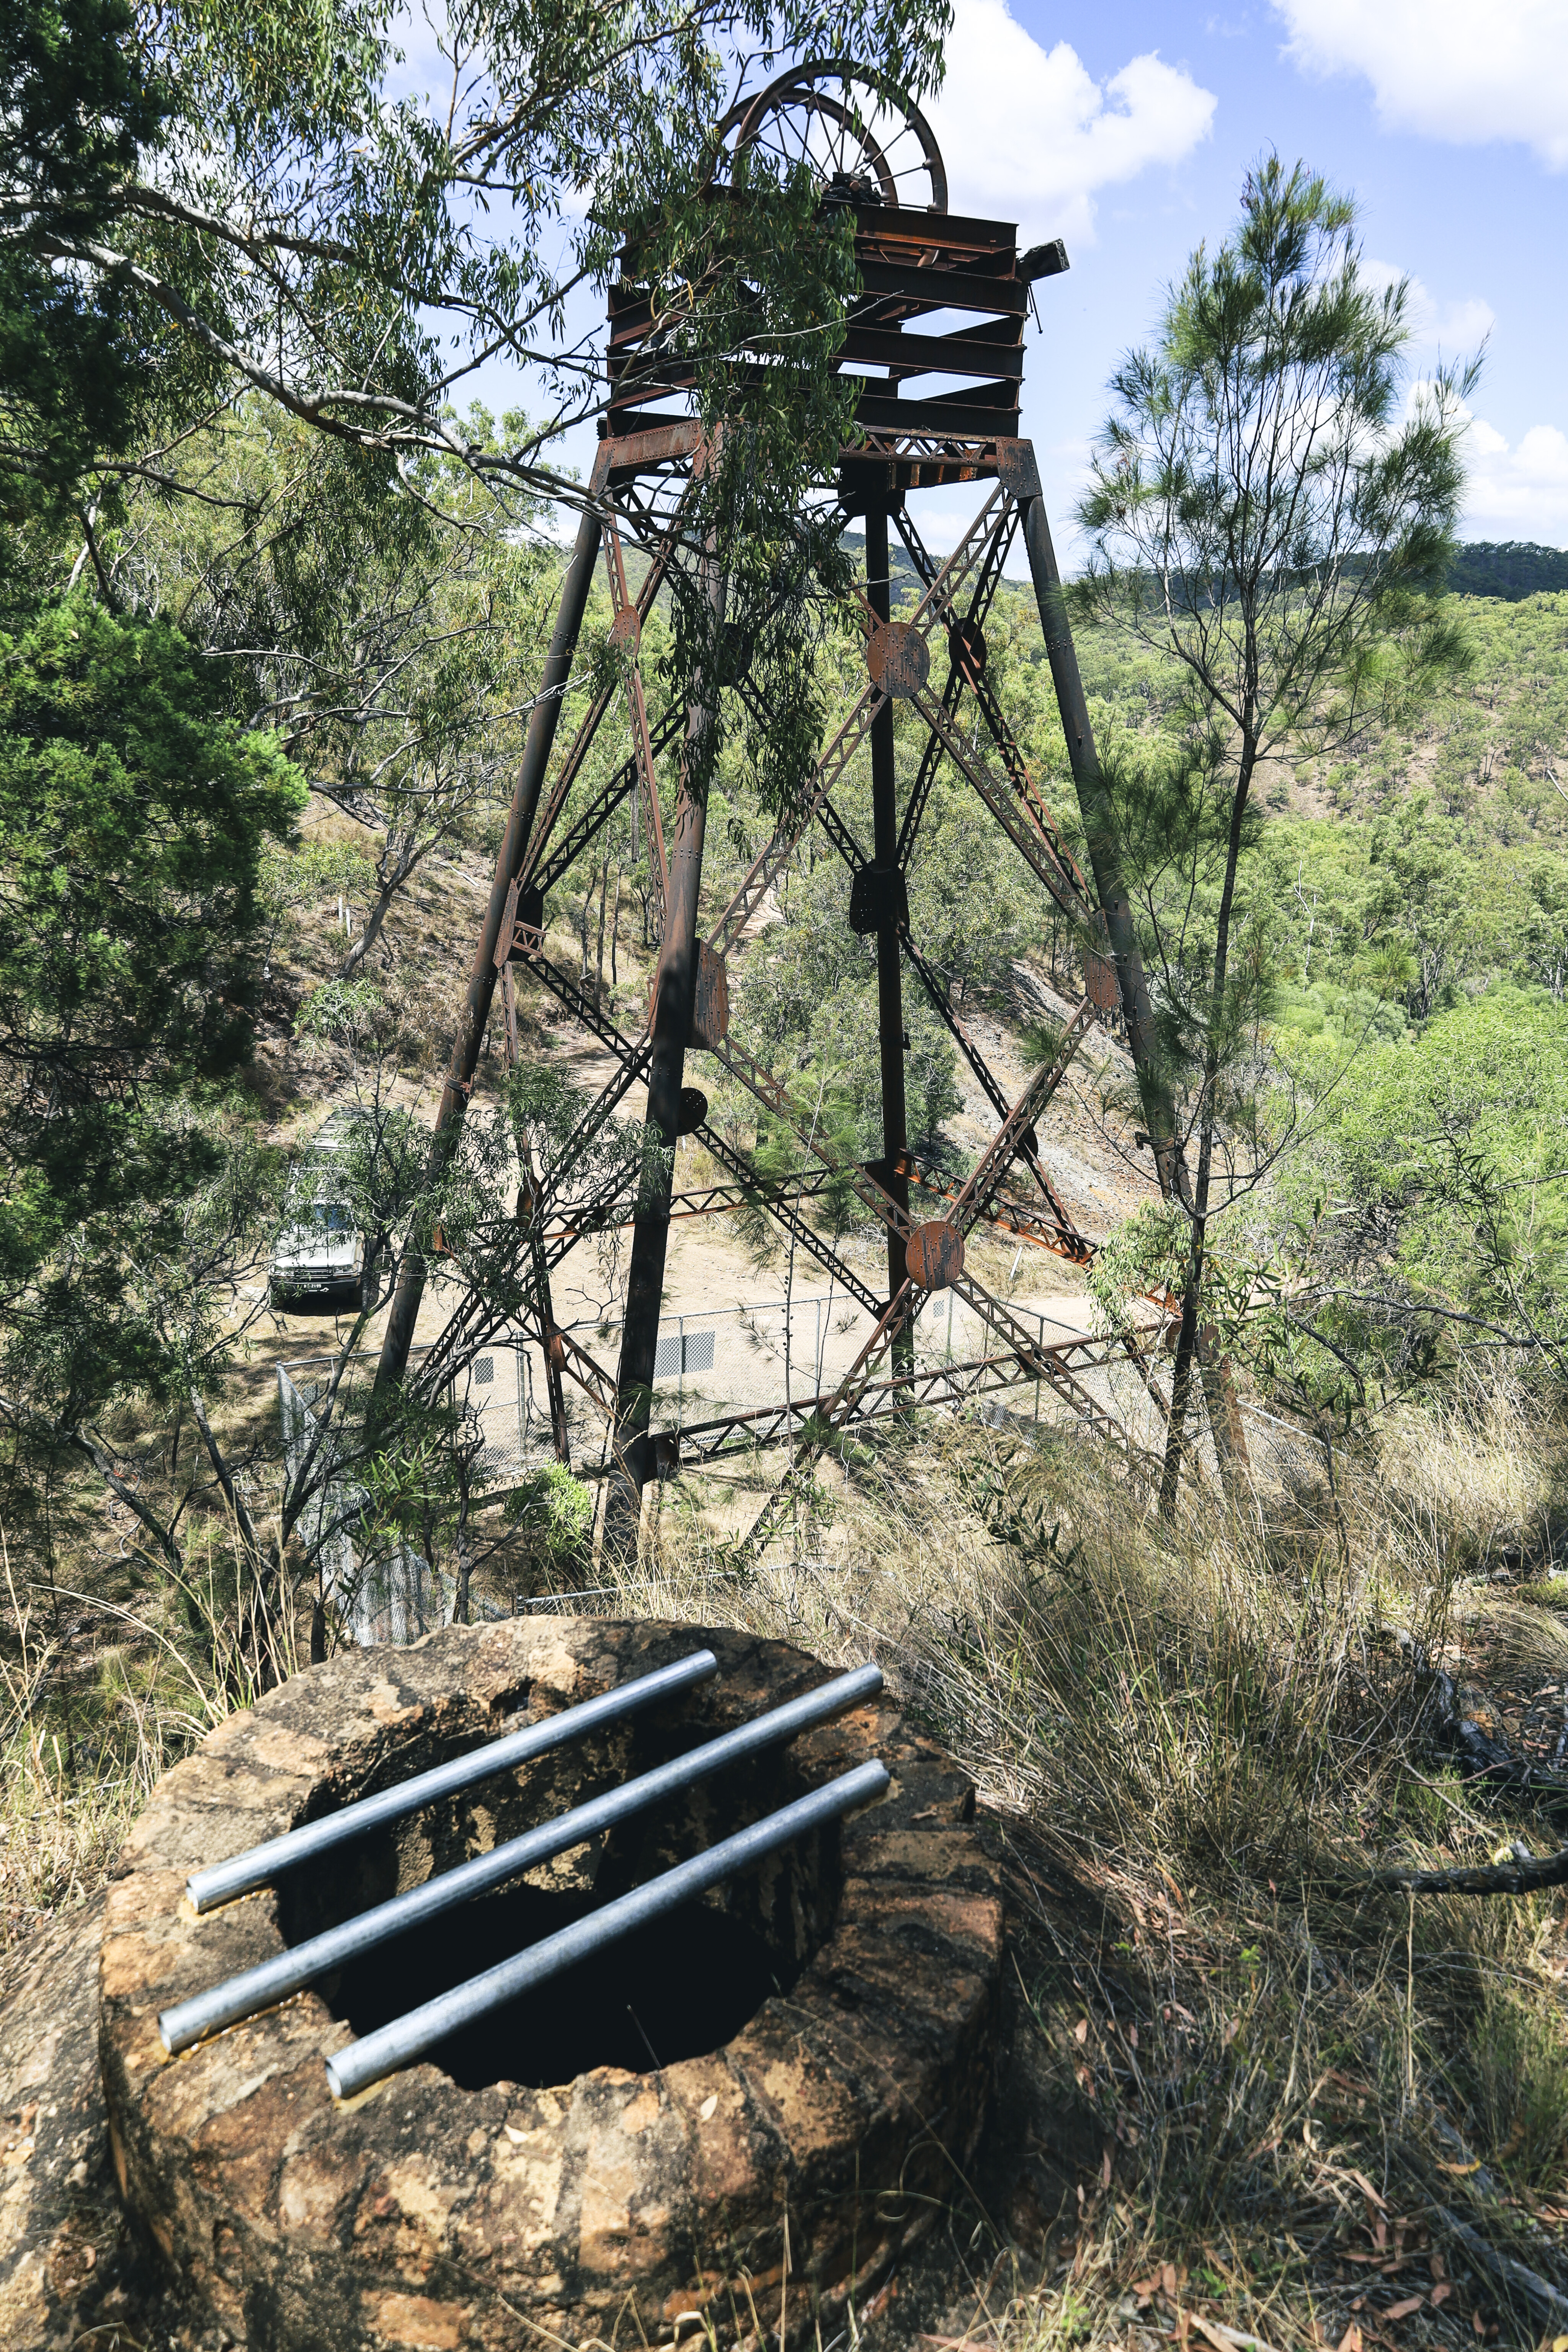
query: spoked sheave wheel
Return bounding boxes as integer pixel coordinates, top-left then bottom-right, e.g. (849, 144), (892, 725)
(710, 59), (947, 212)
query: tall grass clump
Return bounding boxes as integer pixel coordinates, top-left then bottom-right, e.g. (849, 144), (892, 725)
(601, 1392), (1568, 2348)
(3, 1385), (1566, 2347)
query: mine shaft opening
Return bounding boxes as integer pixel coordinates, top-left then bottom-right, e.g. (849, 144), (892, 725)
(323, 1884), (789, 2090)
(274, 1697), (842, 2092)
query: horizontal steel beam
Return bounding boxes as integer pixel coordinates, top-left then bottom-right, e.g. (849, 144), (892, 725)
(851, 385), (1020, 439)
(837, 325), (1024, 379)
(542, 1163), (840, 1243)
(853, 258), (1026, 314)
(843, 199), (1019, 250)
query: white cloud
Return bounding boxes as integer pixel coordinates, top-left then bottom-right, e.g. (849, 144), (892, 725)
(1362, 260), (1494, 356)
(1462, 415), (1568, 543)
(926, 0), (1217, 244)
(1274, 0), (1568, 170)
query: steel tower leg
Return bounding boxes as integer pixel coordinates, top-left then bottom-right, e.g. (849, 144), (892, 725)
(502, 962), (574, 1466)
(1013, 448), (1183, 1207)
(375, 498), (606, 1393)
(865, 505), (912, 1374)
(1015, 449), (1244, 1475)
(604, 555), (726, 1544)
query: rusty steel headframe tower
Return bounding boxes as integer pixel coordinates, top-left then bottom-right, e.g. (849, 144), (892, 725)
(377, 61), (1166, 1523)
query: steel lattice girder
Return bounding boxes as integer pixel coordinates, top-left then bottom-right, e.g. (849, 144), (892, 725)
(378, 94), (1194, 1533)
(472, 462), (1139, 1490)
(667, 1331), (1145, 1467)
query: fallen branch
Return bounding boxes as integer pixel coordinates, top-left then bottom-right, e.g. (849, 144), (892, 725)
(1182, 2312), (1284, 2352)
(1350, 1842), (1568, 1898)
(1394, 1630), (1568, 1807)
(1439, 2208), (1568, 2329)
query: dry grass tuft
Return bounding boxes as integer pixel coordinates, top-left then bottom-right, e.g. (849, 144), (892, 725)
(591, 1393), (1568, 2350)
(5, 1389), (1568, 2348)
(0, 1530), (268, 1948)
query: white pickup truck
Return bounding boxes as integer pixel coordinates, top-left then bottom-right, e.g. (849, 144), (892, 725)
(270, 1110), (373, 1308)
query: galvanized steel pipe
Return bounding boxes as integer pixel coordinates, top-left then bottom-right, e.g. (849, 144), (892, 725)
(162, 1663), (883, 2056)
(185, 1649), (719, 1915)
(325, 1756), (889, 2098)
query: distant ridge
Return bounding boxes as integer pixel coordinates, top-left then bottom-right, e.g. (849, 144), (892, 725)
(1447, 542), (1568, 600)
(836, 530), (1567, 606)
(837, 528), (923, 607)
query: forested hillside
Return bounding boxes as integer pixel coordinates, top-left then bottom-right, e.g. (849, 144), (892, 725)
(1449, 542), (1568, 600)
(980, 577), (1568, 1400)
(5, 8), (1568, 2336)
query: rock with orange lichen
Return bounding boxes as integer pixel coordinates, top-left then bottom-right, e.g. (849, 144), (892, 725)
(4, 1618), (1003, 2350)
(0, 1898), (160, 2349)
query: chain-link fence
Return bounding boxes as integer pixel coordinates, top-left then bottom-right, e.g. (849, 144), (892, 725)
(278, 1344), (531, 1645)
(276, 1291), (1327, 1648)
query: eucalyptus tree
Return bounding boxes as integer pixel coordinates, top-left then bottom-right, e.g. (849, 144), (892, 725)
(0, 0), (169, 549)
(101, 401), (554, 970)
(0, 1018), (635, 1678)
(10, 0), (951, 736)
(1076, 156), (1475, 1509)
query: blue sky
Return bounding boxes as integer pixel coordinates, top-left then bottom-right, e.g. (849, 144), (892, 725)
(431, 0), (1568, 564)
(912, 0), (1568, 559)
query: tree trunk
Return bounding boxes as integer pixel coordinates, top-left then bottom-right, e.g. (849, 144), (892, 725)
(1160, 1274), (1200, 1515)
(338, 834), (425, 978)
(453, 1522), (471, 1624)
(1160, 732), (1258, 1512)
(1019, 478), (1188, 1208)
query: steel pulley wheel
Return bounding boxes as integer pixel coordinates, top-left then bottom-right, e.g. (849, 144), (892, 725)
(710, 59), (948, 213)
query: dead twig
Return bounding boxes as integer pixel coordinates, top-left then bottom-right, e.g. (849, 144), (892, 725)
(1438, 2207), (1568, 2329)
(1395, 1629), (1568, 1806)
(1346, 1842), (1568, 1898)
